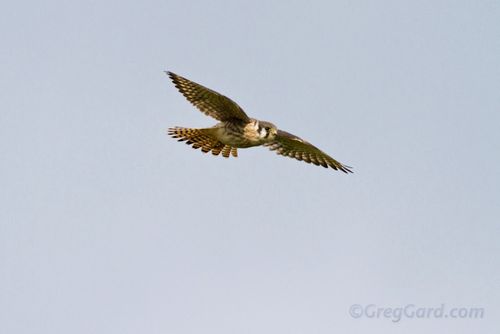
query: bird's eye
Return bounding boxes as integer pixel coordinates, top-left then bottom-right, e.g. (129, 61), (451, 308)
(265, 127), (270, 131)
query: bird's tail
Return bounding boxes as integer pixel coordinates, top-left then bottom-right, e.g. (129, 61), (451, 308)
(168, 127), (238, 158)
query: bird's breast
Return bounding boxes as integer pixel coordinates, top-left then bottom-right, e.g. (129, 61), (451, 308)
(213, 121), (265, 148)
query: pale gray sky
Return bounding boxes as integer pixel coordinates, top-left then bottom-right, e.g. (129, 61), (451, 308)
(1, 0), (499, 333)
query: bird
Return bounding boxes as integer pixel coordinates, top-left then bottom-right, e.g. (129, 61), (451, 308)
(165, 71), (352, 173)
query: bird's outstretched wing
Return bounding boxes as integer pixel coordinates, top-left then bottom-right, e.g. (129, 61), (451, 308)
(166, 71), (250, 122)
(265, 130), (353, 173)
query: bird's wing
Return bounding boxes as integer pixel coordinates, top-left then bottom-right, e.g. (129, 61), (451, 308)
(265, 130), (353, 173)
(167, 71), (250, 122)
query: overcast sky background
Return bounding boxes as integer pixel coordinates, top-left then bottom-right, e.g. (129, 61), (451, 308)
(1, 0), (499, 333)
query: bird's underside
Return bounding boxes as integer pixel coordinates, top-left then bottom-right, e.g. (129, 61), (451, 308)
(166, 71), (353, 173)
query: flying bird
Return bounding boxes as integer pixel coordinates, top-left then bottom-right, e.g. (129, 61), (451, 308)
(166, 71), (352, 173)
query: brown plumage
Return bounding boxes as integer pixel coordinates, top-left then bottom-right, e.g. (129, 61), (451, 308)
(166, 71), (352, 173)
(265, 130), (352, 173)
(168, 127), (238, 158)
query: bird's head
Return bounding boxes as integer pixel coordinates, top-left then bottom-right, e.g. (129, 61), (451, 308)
(258, 121), (278, 141)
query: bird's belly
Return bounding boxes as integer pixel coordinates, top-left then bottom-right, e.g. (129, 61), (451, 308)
(214, 127), (260, 148)
(219, 133), (259, 148)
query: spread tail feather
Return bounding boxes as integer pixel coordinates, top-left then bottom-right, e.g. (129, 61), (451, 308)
(168, 127), (238, 158)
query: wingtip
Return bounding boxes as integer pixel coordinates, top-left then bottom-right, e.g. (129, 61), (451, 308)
(165, 71), (176, 80)
(341, 165), (354, 174)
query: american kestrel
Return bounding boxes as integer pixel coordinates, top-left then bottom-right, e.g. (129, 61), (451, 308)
(166, 71), (353, 173)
